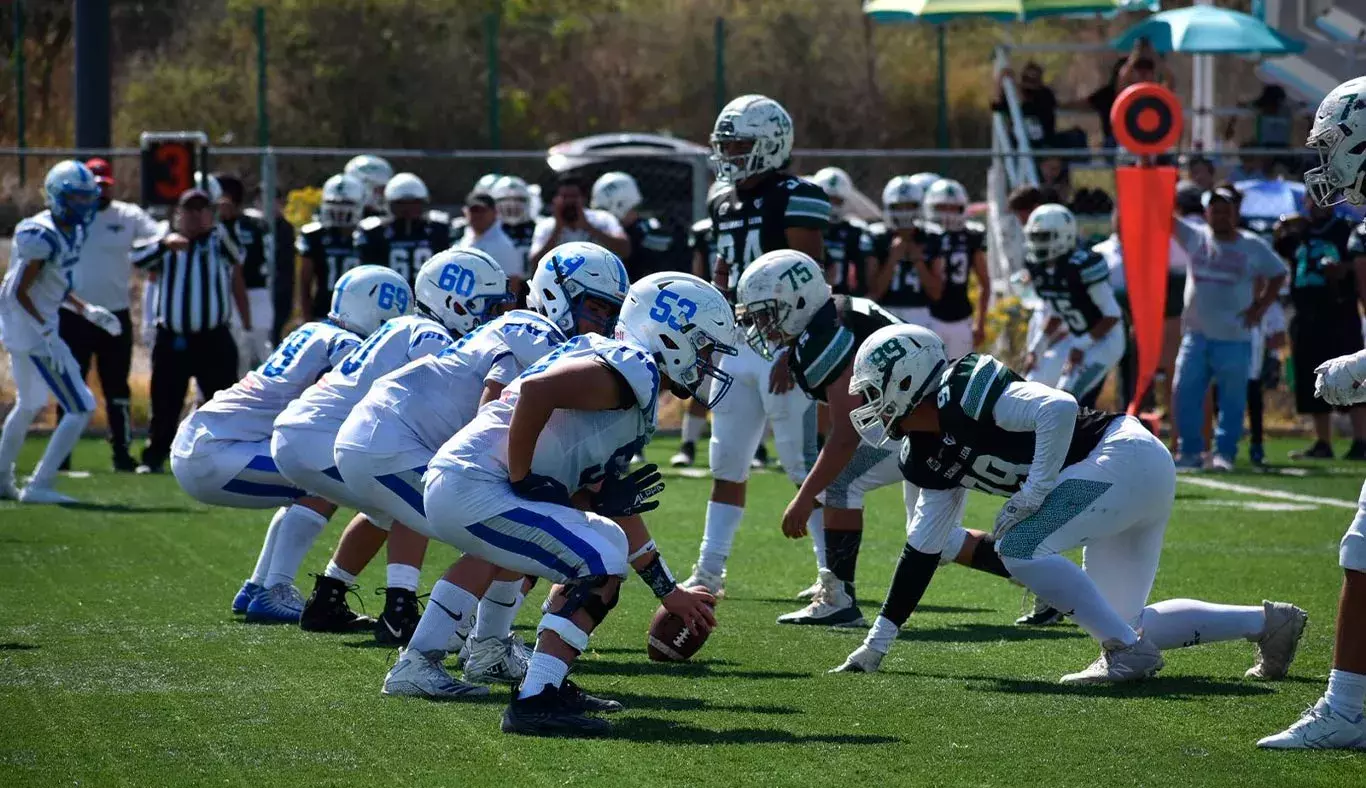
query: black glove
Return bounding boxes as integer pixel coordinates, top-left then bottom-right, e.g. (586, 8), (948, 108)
(511, 473), (573, 507)
(591, 463), (665, 518)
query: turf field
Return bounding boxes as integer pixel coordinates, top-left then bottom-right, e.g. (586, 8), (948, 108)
(2, 436), (1365, 787)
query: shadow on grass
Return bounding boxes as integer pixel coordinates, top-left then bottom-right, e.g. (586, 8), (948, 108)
(608, 717), (900, 745)
(897, 623), (1089, 643)
(0, 643), (38, 651)
(734, 598), (991, 614)
(911, 670), (1277, 699)
(57, 502), (195, 514)
(572, 658), (807, 681)
(586, 689), (800, 715)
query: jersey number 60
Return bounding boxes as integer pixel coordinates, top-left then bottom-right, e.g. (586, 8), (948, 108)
(437, 263), (476, 296)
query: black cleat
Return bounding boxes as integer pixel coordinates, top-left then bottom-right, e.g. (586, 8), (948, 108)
(669, 441), (696, 468)
(560, 679), (624, 714)
(374, 587), (421, 646)
(501, 685), (611, 737)
(751, 443), (769, 469)
(112, 452), (138, 473)
(1288, 441), (1334, 460)
(1345, 440), (1366, 462)
(299, 575), (375, 633)
(1015, 605), (1067, 626)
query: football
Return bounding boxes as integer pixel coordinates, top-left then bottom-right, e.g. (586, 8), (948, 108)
(646, 603), (713, 662)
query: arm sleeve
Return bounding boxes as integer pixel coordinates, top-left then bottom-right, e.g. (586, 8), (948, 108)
(485, 351), (523, 387)
(990, 381), (1079, 506)
(130, 205), (161, 241)
(784, 185), (832, 231)
(1086, 280), (1122, 320)
(408, 329), (453, 360)
(905, 487), (970, 555)
(1251, 237), (1289, 278)
(129, 238), (166, 271)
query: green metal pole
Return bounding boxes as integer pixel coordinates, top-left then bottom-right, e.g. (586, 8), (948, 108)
(714, 17), (726, 114)
(14, 0), (26, 188)
(936, 25), (948, 149)
(486, 12), (501, 150)
(255, 6), (268, 148)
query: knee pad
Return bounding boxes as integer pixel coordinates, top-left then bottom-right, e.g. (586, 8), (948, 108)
(1342, 516), (1366, 572)
(537, 613), (591, 652)
(969, 536), (1012, 579)
(548, 575), (620, 626)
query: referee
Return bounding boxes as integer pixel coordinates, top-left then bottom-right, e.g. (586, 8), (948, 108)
(130, 187), (250, 474)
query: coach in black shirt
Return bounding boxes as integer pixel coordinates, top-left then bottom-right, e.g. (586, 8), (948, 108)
(130, 187), (250, 473)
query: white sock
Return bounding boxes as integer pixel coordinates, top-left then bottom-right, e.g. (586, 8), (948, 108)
(517, 650), (569, 700)
(1138, 599), (1266, 650)
(323, 560), (357, 586)
(808, 508), (828, 571)
(1002, 554), (1137, 646)
(698, 501), (744, 576)
(1325, 669), (1366, 718)
(408, 579), (478, 654)
(386, 563), (420, 592)
(474, 578), (523, 640)
(264, 504), (330, 588)
(30, 411), (90, 486)
(249, 507), (289, 585)
(0, 405), (38, 479)
(682, 412), (705, 444)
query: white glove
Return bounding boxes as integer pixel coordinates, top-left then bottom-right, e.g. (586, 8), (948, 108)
(1315, 358), (1366, 407)
(82, 304), (123, 337)
(36, 325), (62, 359)
(829, 644), (884, 674)
(992, 492), (1042, 540)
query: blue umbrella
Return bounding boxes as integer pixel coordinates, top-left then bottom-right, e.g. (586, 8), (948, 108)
(1111, 5), (1306, 55)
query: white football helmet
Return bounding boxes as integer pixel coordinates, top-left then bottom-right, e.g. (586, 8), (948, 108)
(1024, 203), (1078, 264)
(384, 172), (430, 205)
(414, 248), (513, 335)
(474, 173), (499, 193)
(923, 179), (969, 231)
(344, 154), (394, 212)
(710, 94), (795, 184)
(42, 160), (100, 227)
(881, 175), (924, 230)
(735, 250), (831, 360)
(528, 241), (630, 337)
(812, 167), (855, 214)
(491, 175), (531, 224)
(909, 172), (943, 193)
(617, 272), (739, 409)
(319, 174), (365, 228)
(194, 171), (223, 203)
(848, 324), (948, 448)
(591, 171), (643, 221)
(328, 264), (413, 337)
(1306, 77), (1366, 207)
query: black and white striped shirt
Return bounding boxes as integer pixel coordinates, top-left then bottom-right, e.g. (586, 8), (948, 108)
(131, 227), (243, 334)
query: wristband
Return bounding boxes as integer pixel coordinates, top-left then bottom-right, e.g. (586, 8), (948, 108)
(635, 553), (676, 599)
(627, 539), (657, 563)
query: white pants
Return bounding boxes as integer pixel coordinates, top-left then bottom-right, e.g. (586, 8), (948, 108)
(1344, 479), (1366, 572)
(231, 288), (275, 377)
(171, 422), (304, 509)
(885, 306), (932, 327)
(996, 416), (1174, 623)
(7, 343), (95, 417)
(271, 426), (389, 527)
(708, 343), (817, 485)
(930, 316), (974, 359)
(333, 444), (433, 532)
(423, 467), (629, 582)
(1027, 328), (1125, 400)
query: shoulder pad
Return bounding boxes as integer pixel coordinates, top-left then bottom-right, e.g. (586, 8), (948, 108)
(301, 221), (323, 235)
(847, 217), (869, 231)
(787, 177), (828, 197)
(426, 209), (450, 224)
(707, 185), (737, 210)
(965, 219), (987, 234)
(867, 221), (889, 235)
(691, 218), (712, 233)
(12, 221), (58, 261)
(359, 215), (387, 232)
(921, 220), (946, 235)
(953, 354), (1012, 421)
(244, 208), (265, 221)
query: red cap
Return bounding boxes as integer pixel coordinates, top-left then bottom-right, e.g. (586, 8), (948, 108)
(85, 157), (114, 185)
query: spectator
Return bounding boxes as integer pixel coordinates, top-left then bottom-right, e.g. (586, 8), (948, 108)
(1185, 156), (1217, 193)
(1037, 156), (1073, 205)
(214, 173), (273, 375)
(454, 190), (525, 293)
(1225, 85), (1295, 151)
(528, 173), (630, 265)
(1063, 38), (1171, 150)
(58, 157), (160, 472)
(993, 62), (1057, 150)
(1170, 184), (1287, 471)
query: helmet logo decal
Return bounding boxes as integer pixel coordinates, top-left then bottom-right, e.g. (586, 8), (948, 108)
(648, 289), (698, 331)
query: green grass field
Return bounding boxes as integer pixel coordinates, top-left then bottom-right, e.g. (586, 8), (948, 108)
(3, 436), (1366, 787)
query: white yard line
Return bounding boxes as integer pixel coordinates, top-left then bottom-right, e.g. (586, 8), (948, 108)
(1177, 475), (1358, 510)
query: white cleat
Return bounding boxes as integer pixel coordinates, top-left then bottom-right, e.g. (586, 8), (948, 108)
(829, 644), (884, 674)
(1245, 601), (1308, 680)
(463, 635), (529, 685)
(382, 647), (490, 699)
(1060, 636), (1164, 685)
(681, 565), (726, 598)
(1258, 699), (1366, 750)
(796, 576), (822, 601)
(777, 568), (866, 627)
(17, 484), (78, 505)
(0, 472), (20, 501)
(1208, 454), (1234, 473)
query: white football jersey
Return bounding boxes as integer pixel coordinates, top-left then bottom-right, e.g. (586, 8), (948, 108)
(0, 211), (87, 352)
(274, 314), (452, 436)
(340, 309), (566, 454)
(194, 320), (361, 442)
(428, 333), (660, 495)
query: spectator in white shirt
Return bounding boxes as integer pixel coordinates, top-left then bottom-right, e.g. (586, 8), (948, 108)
(456, 190), (525, 295)
(529, 173), (630, 265)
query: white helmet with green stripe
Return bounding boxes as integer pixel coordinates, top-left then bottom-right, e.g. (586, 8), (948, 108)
(735, 249), (830, 360)
(849, 324), (947, 448)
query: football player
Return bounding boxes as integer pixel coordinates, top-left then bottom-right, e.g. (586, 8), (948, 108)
(169, 266), (411, 621)
(921, 179), (989, 357)
(275, 250), (511, 641)
(681, 94), (830, 596)
(1021, 204), (1123, 407)
(343, 154), (394, 216)
(1259, 76), (1366, 750)
(864, 175), (935, 326)
(592, 171), (679, 283)
(370, 242), (627, 693)
(417, 272), (731, 736)
(0, 161), (117, 504)
(832, 325), (1307, 684)
(297, 174), (365, 322)
(490, 175), (537, 270)
(355, 173), (452, 288)
(810, 167), (868, 295)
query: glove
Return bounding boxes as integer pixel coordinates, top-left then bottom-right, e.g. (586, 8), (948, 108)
(829, 644), (885, 674)
(992, 492), (1042, 540)
(591, 463), (665, 518)
(1315, 358), (1365, 406)
(510, 473), (573, 507)
(83, 304), (123, 337)
(36, 325), (62, 359)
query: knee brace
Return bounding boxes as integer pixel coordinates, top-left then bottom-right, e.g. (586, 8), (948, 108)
(546, 574), (620, 626)
(970, 536), (1012, 579)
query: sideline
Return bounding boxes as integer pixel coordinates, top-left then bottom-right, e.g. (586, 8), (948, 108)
(1177, 475), (1358, 511)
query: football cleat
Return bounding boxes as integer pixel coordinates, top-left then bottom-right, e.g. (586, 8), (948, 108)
(17, 484), (77, 504)
(681, 565), (726, 598)
(501, 685), (611, 737)
(751, 443), (769, 469)
(1289, 441), (1334, 460)
(244, 583), (306, 624)
(231, 580), (264, 615)
(1016, 595), (1066, 627)
(1345, 440), (1366, 461)
(1245, 601), (1308, 681)
(796, 576), (822, 600)
(1208, 454), (1235, 473)
(560, 679), (624, 713)
(1257, 699), (1366, 750)
(382, 647), (490, 699)
(670, 441), (696, 468)
(0, 470), (20, 500)
(829, 644), (885, 674)
(463, 635), (530, 685)
(777, 568), (866, 627)
(299, 575), (375, 633)
(374, 587), (422, 646)
(1060, 636), (1163, 685)
(112, 452), (138, 473)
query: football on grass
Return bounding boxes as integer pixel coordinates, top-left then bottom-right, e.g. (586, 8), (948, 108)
(646, 603), (713, 661)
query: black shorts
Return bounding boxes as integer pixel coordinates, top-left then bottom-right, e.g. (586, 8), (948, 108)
(1292, 315), (1365, 414)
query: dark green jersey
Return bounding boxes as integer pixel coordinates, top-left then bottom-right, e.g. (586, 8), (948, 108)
(354, 215), (452, 287)
(899, 354), (1120, 496)
(866, 222), (936, 309)
(789, 295), (901, 402)
(689, 218), (714, 280)
(296, 221), (360, 318)
(925, 221), (985, 322)
(709, 173), (830, 300)
(824, 218), (867, 296)
(1024, 249), (1113, 335)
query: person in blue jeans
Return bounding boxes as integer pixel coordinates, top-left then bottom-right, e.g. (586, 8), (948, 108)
(1171, 185), (1286, 470)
